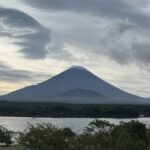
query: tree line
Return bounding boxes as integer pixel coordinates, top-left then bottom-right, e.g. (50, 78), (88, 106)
(1, 120), (150, 150)
(0, 101), (150, 117)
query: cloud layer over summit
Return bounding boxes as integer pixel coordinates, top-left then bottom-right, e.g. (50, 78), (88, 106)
(0, 0), (150, 97)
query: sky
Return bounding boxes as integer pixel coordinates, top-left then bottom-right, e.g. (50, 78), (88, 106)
(0, 0), (150, 98)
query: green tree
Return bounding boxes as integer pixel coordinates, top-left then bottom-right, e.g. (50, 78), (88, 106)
(111, 121), (148, 150)
(0, 125), (13, 146)
(18, 120), (150, 150)
(79, 120), (114, 150)
(85, 119), (114, 134)
(19, 123), (76, 150)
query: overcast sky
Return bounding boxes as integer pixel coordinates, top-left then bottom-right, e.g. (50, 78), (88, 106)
(0, 0), (150, 97)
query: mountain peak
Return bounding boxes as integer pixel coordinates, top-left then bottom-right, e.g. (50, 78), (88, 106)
(69, 66), (88, 71)
(1, 65), (147, 104)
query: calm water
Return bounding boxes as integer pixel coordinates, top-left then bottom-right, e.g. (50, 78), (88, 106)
(0, 117), (150, 133)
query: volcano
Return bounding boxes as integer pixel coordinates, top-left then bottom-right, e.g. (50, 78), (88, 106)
(0, 66), (149, 104)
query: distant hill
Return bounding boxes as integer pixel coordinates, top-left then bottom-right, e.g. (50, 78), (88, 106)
(59, 88), (106, 98)
(0, 66), (149, 104)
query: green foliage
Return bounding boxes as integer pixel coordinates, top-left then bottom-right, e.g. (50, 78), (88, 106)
(0, 125), (13, 146)
(85, 119), (114, 134)
(19, 123), (75, 150)
(0, 118), (150, 150)
(0, 101), (150, 118)
(111, 121), (148, 150)
(18, 120), (150, 150)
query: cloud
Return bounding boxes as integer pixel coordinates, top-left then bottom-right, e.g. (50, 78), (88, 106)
(21, 0), (150, 67)
(97, 20), (150, 67)
(0, 7), (51, 59)
(22, 0), (150, 29)
(0, 61), (31, 82)
(0, 61), (50, 82)
(46, 32), (75, 60)
(132, 41), (150, 65)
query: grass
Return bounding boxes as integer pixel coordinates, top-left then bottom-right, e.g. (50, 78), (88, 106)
(0, 145), (22, 150)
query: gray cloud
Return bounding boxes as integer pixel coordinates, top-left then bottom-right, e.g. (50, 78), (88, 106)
(0, 7), (51, 59)
(97, 20), (150, 67)
(132, 41), (150, 65)
(0, 62), (32, 82)
(21, 0), (150, 67)
(22, 0), (150, 29)
(47, 32), (75, 61)
(0, 61), (50, 82)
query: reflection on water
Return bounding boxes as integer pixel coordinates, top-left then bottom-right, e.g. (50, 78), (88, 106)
(0, 117), (149, 133)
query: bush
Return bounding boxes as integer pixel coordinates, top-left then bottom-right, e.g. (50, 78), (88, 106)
(18, 120), (150, 150)
(19, 123), (75, 150)
(111, 121), (148, 150)
(0, 125), (13, 146)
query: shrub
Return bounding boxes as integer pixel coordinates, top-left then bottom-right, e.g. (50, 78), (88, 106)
(19, 123), (76, 150)
(18, 120), (150, 150)
(0, 125), (13, 146)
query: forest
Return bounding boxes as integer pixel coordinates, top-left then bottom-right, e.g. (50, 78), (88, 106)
(0, 101), (149, 118)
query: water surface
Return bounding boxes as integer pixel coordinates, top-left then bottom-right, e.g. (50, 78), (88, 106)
(0, 117), (149, 133)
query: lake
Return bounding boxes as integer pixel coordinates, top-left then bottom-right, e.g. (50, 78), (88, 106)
(0, 117), (150, 133)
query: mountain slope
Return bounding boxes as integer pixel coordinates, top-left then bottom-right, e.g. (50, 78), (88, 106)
(59, 88), (106, 98)
(0, 66), (149, 104)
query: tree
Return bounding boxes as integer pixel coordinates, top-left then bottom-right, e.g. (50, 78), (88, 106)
(111, 121), (148, 150)
(79, 120), (114, 150)
(19, 123), (76, 150)
(0, 125), (13, 146)
(18, 120), (150, 150)
(85, 119), (114, 134)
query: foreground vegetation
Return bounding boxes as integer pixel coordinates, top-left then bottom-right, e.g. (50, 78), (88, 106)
(0, 101), (150, 118)
(1, 120), (150, 150)
(0, 126), (13, 146)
